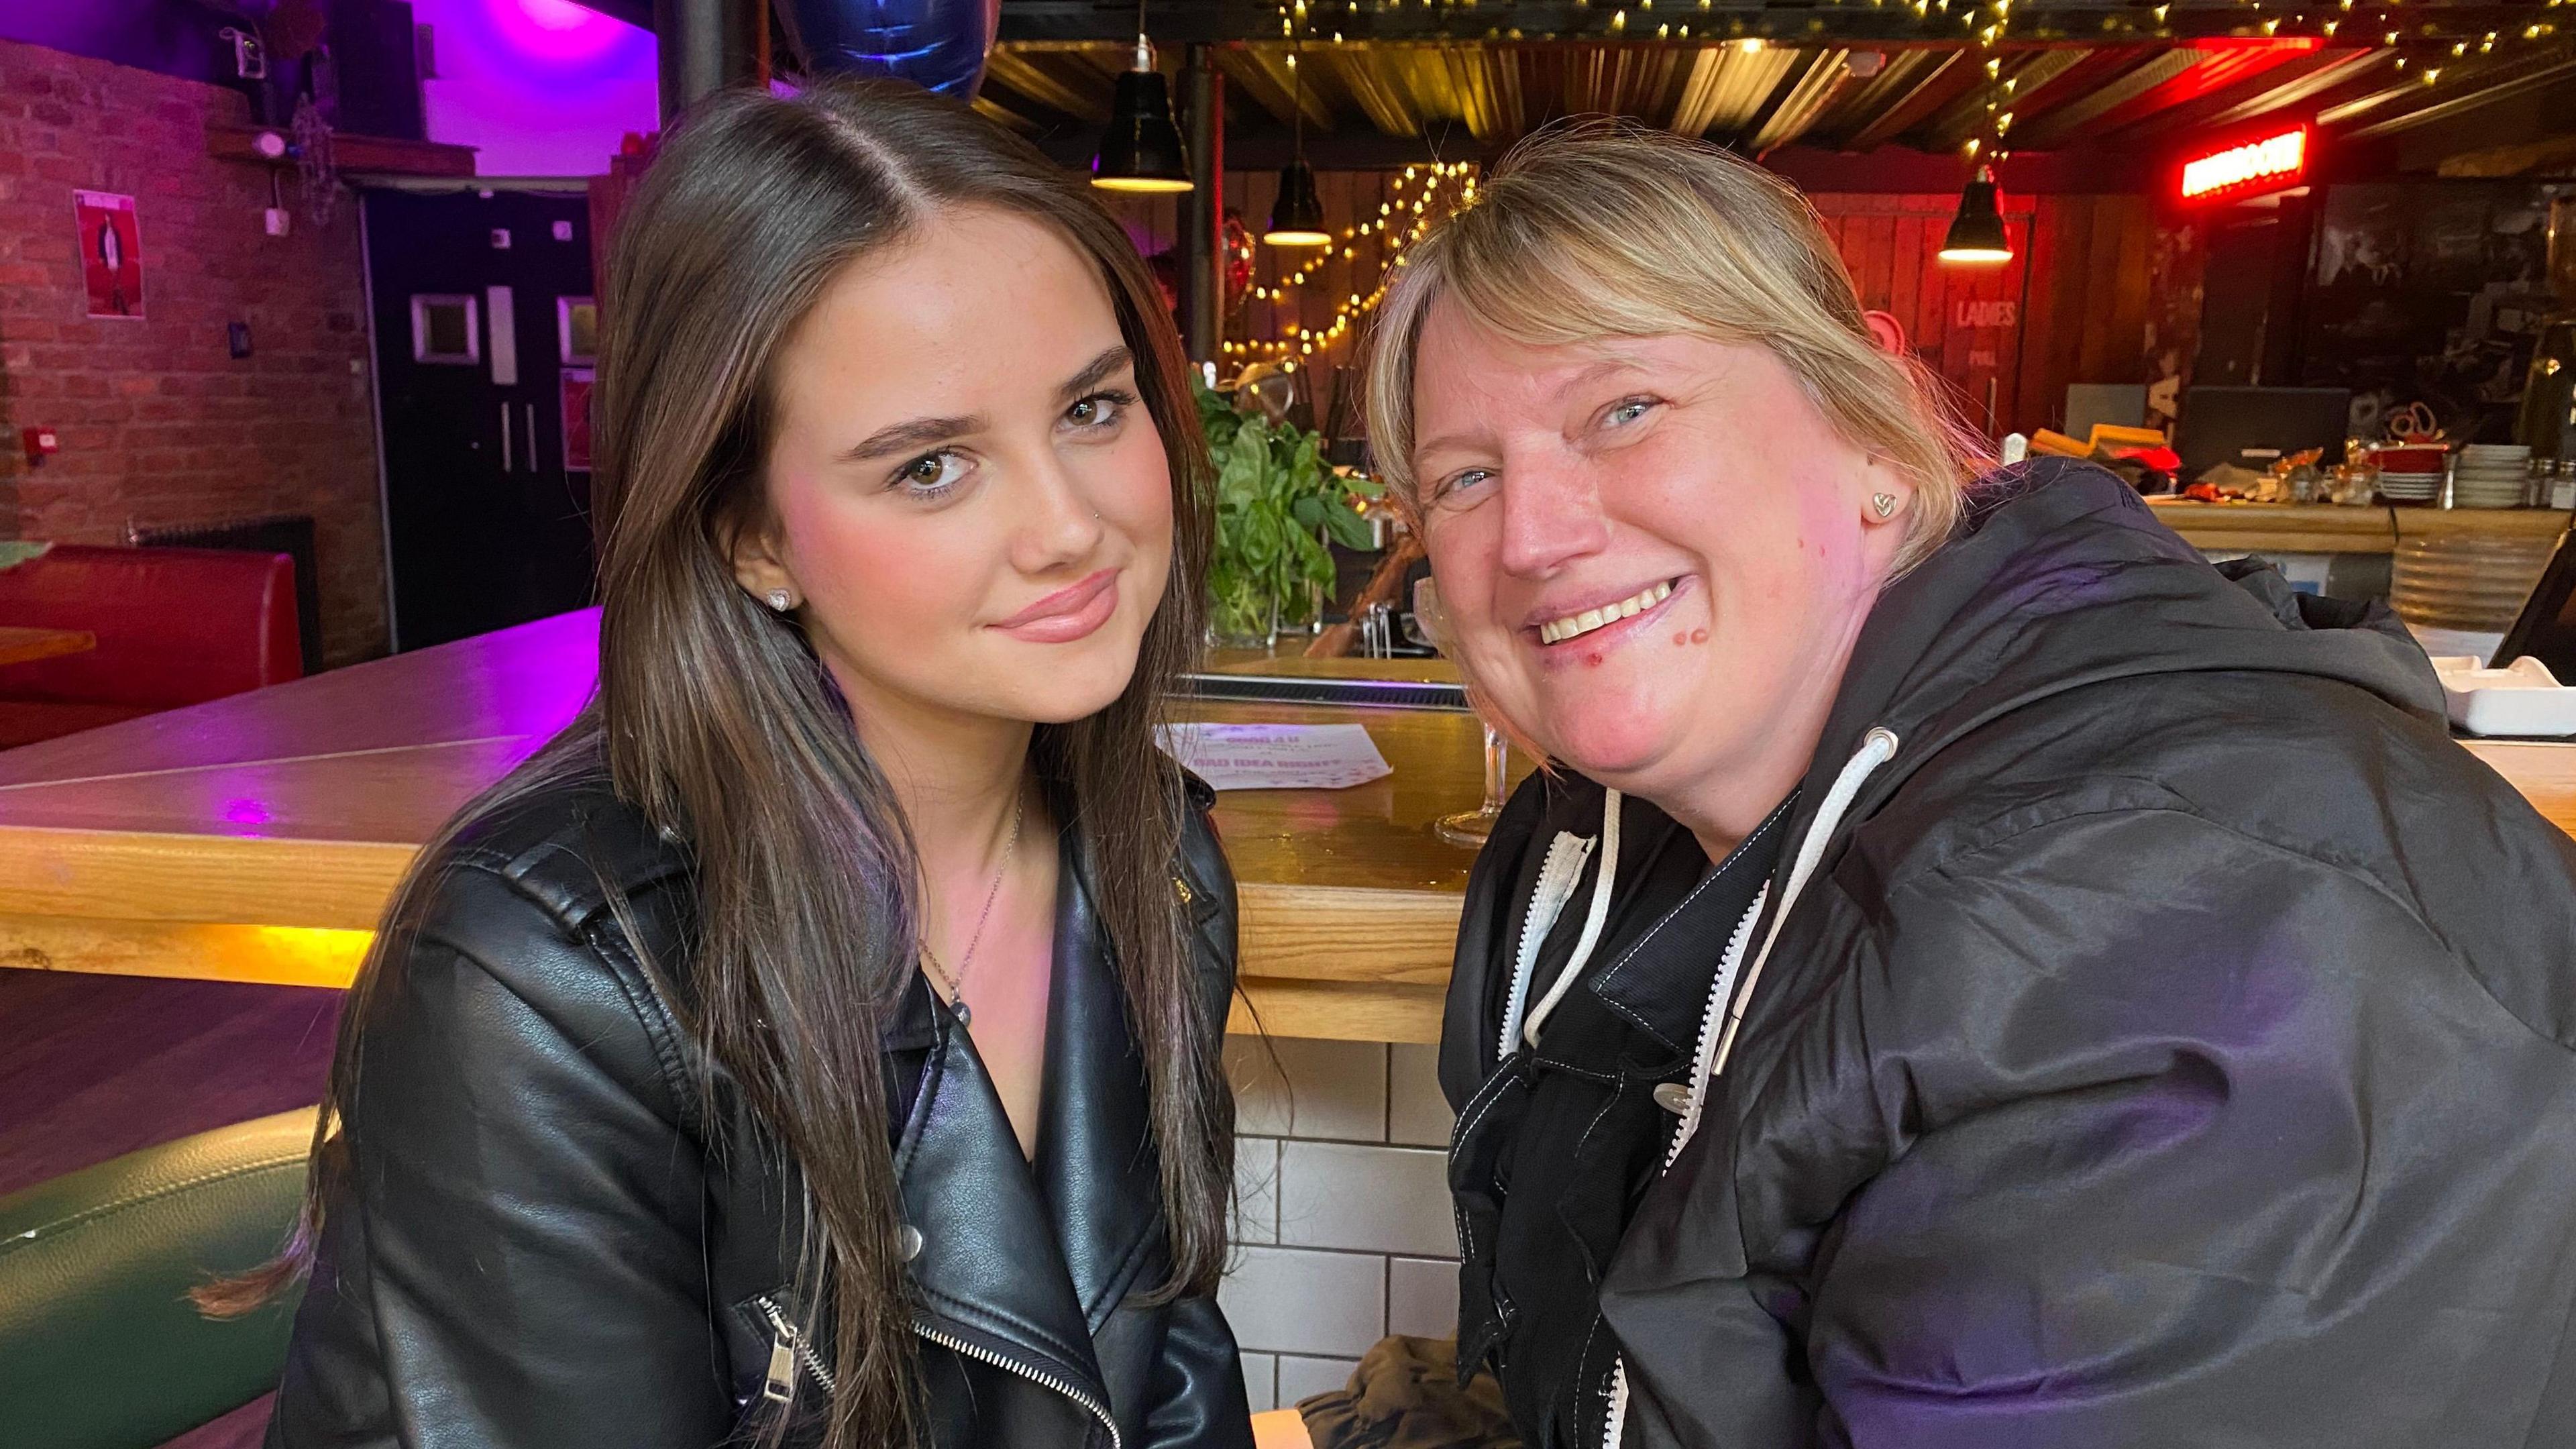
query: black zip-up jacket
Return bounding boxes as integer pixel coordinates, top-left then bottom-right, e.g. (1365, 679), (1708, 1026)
(1447, 461), (2576, 1447)
(267, 757), (1254, 1449)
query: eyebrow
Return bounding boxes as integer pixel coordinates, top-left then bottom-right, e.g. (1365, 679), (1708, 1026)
(839, 413), (983, 464)
(1409, 356), (1648, 464)
(1057, 344), (1134, 402)
(835, 345), (1135, 465)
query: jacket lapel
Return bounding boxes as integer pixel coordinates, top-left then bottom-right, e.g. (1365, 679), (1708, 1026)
(1037, 828), (1167, 1328)
(892, 833), (1112, 1406)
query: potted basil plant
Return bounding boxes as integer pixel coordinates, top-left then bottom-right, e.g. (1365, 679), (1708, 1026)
(1197, 384), (1381, 648)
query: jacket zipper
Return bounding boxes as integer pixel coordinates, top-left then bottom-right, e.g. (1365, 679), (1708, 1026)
(753, 1298), (1120, 1448)
(1598, 727), (1900, 1449)
(916, 1322), (1124, 1449)
(754, 1294), (839, 1402)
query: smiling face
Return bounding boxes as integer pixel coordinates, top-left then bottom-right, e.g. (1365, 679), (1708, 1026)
(733, 204), (1175, 740)
(1409, 300), (1913, 839)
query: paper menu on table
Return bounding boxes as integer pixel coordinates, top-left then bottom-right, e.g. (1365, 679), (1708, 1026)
(1156, 722), (1393, 791)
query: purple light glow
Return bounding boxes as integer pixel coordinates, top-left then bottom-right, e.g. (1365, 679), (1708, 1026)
(410, 0), (658, 176)
(515, 0), (600, 30)
(485, 0), (631, 60)
(223, 797), (272, 826)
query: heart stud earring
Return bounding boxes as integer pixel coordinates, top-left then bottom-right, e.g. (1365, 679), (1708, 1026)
(767, 589), (792, 611)
(1871, 493), (1899, 519)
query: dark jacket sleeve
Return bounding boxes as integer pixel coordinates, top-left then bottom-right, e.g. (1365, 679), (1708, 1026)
(1142, 1293), (1256, 1448)
(270, 864), (730, 1449)
(1608, 805), (2576, 1448)
(1148, 783), (1258, 1449)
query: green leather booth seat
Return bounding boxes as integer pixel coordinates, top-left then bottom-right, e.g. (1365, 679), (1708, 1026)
(0, 1108), (316, 1448)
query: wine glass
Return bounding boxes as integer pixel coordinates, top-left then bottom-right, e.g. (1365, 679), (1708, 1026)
(1413, 577), (1509, 849)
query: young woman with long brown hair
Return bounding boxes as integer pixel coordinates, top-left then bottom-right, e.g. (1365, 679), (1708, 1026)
(221, 79), (1252, 1448)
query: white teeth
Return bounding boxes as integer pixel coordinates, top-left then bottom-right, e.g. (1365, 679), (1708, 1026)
(1538, 580), (1674, 645)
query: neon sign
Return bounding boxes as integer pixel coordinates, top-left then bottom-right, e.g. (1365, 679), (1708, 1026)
(2178, 127), (2308, 203)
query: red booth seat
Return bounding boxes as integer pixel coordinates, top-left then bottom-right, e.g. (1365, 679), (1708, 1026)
(0, 544), (303, 750)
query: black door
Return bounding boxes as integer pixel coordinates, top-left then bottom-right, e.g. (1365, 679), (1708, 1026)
(364, 189), (597, 651)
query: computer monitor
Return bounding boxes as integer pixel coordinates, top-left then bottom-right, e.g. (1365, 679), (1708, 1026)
(2491, 527), (2576, 676)
(2174, 386), (2353, 476)
(2064, 383), (2148, 444)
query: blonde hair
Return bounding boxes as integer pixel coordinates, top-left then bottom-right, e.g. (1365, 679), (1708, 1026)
(1365, 120), (1990, 574)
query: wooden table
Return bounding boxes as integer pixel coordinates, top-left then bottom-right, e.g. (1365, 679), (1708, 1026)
(0, 627), (96, 667)
(0, 608), (2567, 1044)
(2150, 500), (2573, 557)
(0, 611), (1509, 1042)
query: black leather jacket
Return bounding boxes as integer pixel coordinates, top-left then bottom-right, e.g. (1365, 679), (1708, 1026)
(267, 760), (1254, 1449)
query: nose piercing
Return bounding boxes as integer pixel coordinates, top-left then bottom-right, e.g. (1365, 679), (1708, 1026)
(1871, 493), (1898, 519)
(767, 589), (792, 611)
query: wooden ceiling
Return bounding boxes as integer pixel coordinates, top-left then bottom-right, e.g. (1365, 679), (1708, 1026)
(580, 2), (2576, 170)
(975, 34), (2575, 163)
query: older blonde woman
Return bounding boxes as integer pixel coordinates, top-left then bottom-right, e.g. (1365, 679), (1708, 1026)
(1288, 124), (2576, 1449)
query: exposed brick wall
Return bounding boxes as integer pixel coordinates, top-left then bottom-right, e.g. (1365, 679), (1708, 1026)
(0, 38), (388, 666)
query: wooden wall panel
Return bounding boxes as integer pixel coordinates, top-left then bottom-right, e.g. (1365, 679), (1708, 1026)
(1112, 172), (2162, 447)
(1813, 190), (2155, 442)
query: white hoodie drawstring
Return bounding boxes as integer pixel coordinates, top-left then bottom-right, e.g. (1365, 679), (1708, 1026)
(1600, 727), (1900, 1449)
(1519, 790), (1623, 1049)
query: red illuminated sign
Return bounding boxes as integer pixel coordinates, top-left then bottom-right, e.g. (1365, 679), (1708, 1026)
(2178, 126), (2307, 204)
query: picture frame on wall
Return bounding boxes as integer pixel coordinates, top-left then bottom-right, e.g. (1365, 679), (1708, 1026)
(73, 190), (144, 319)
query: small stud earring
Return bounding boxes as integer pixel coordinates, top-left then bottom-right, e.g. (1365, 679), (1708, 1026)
(767, 588), (792, 612)
(1871, 493), (1899, 520)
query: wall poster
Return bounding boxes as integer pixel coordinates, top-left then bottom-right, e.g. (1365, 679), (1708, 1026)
(72, 190), (144, 319)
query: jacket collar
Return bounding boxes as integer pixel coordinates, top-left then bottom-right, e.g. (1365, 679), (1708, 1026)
(890, 822), (1161, 1406)
(1582, 794), (1794, 1055)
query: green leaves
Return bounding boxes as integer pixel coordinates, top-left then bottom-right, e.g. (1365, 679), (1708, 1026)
(1198, 382), (1376, 635)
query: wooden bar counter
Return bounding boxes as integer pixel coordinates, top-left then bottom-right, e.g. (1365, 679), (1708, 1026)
(3, 609), (2571, 1044)
(2149, 499), (2572, 556)
(0, 612), (1491, 1043)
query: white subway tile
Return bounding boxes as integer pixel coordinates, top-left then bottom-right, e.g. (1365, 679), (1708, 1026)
(1225, 1036), (1293, 1137)
(1228, 1036), (1389, 1143)
(1219, 1245), (1387, 1357)
(1234, 1137), (1279, 1246)
(1385, 1255), (1462, 1340)
(1278, 1141), (1456, 1258)
(1276, 1354), (1363, 1408)
(1238, 1352), (1277, 1413)
(1387, 1043), (1455, 1148)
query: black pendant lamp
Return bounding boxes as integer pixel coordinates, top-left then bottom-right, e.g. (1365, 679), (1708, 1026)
(1265, 55), (1331, 248)
(1090, 1), (1191, 195)
(1938, 164), (2013, 265)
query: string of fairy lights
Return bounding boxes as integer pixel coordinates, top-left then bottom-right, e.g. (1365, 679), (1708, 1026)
(1240, 0), (2565, 47)
(1225, 160), (1479, 372)
(1208, 0), (2568, 364)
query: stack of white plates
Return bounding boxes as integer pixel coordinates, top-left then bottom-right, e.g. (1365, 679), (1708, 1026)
(2377, 470), (2443, 504)
(2392, 533), (2558, 632)
(2454, 444), (2534, 509)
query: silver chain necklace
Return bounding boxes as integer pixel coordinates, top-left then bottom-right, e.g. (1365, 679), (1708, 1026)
(920, 789), (1026, 1031)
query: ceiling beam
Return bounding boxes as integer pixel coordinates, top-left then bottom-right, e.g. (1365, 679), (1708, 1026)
(983, 48), (1110, 119)
(2343, 47), (2576, 139)
(2009, 48), (2196, 147)
(1801, 48), (1944, 149)
(1837, 48), (1974, 150)
(2106, 46), (2384, 142)
(1326, 48), (1424, 136)
(1668, 45), (1802, 140)
(1223, 48), (1340, 130)
(1919, 47), (2091, 153)
(1748, 48), (1854, 154)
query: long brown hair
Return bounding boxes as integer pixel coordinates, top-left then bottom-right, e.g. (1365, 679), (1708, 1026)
(205, 78), (1228, 1448)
